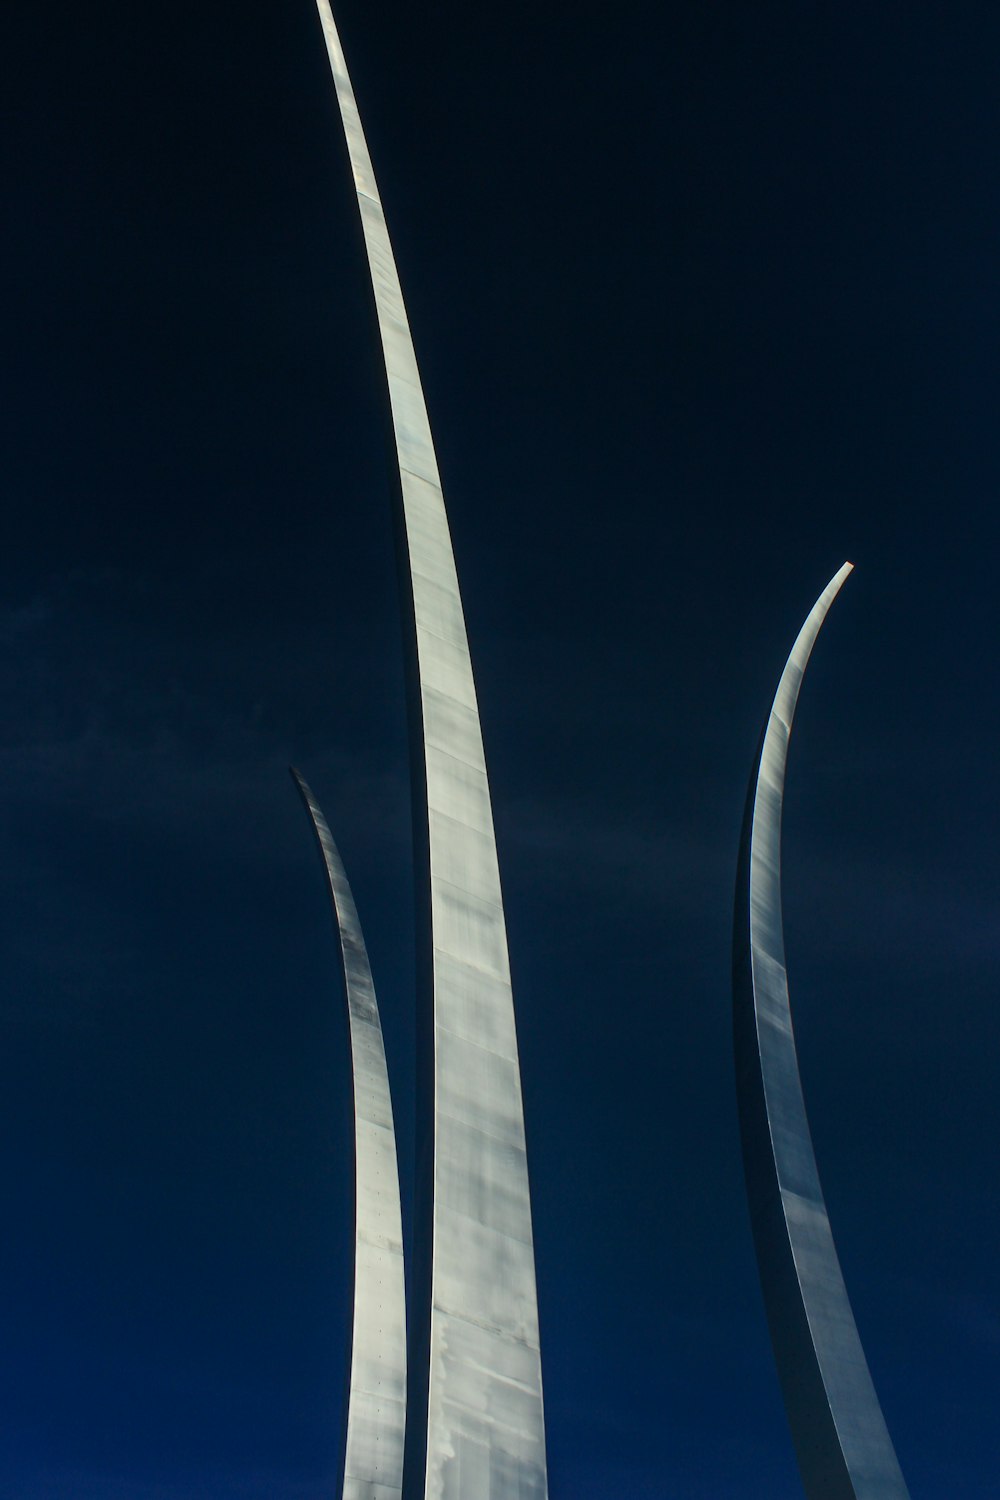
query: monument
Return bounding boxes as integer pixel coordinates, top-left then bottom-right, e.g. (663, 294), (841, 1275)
(312, 5), (549, 1499)
(293, 770), (407, 1500)
(732, 564), (910, 1500)
(303, 7), (910, 1498)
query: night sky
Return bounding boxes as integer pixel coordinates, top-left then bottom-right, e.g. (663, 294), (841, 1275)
(2, 1), (998, 1495)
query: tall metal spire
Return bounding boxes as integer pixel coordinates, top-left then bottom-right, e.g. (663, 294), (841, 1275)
(732, 564), (910, 1500)
(311, 7), (548, 1499)
(292, 769), (406, 1500)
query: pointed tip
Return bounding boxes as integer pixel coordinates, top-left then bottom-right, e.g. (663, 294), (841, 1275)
(827, 559), (855, 597)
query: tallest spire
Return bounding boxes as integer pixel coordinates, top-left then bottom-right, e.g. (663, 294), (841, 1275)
(312, 6), (548, 1499)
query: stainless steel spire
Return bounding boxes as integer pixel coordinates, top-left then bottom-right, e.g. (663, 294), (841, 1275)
(311, 8), (548, 1500)
(732, 565), (910, 1500)
(292, 769), (406, 1500)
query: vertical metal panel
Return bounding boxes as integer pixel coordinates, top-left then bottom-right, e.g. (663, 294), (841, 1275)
(732, 565), (911, 1500)
(310, 8), (548, 1500)
(292, 770), (407, 1500)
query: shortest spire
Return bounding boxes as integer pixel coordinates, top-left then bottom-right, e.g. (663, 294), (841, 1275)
(291, 768), (406, 1500)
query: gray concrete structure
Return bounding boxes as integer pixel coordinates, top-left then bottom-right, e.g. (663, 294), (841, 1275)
(292, 769), (406, 1500)
(732, 564), (910, 1500)
(312, 7), (548, 1500)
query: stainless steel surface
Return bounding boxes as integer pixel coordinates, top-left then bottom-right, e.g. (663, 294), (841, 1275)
(732, 565), (910, 1500)
(311, 8), (548, 1500)
(292, 769), (406, 1500)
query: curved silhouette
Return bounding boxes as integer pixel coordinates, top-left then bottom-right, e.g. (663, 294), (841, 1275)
(292, 770), (406, 1500)
(311, 8), (548, 1499)
(733, 565), (910, 1500)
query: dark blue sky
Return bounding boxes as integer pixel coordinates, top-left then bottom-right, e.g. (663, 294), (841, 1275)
(2, 0), (998, 1495)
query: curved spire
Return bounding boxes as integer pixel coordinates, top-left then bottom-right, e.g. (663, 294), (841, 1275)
(311, 8), (548, 1500)
(292, 769), (406, 1500)
(733, 564), (910, 1500)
